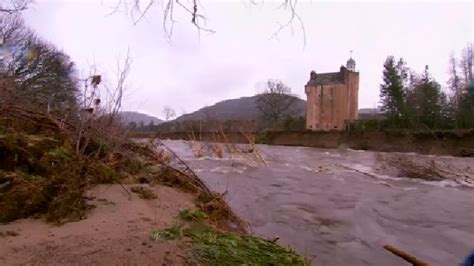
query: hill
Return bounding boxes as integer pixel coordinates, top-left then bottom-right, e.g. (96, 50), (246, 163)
(175, 95), (306, 122)
(118, 111), (163, 126)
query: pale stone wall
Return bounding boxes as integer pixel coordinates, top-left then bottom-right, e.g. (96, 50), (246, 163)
(305, 67), (359, 131)
(346, 70), (359, 121)
(305, 85), (315, 130)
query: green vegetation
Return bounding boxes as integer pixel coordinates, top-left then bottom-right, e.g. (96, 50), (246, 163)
(150, 224), (309, 265)
(179, 208), (208, 221)
(150, 226), (183, 241)
(380, 56), (407, 124)
(255, 130), (275, 144)
(377, 44), (473, 131)
(48, 147), (75, 162)
(189, 230), (308, 265)
(0, 130), (144, 224)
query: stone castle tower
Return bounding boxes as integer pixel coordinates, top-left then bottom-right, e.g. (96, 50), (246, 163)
(305, 57), (359, 131)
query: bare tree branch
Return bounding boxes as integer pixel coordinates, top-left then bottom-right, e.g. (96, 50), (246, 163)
(106, 0), (215, 43)
(108, 0), (304, 44)
(105, 0), (124, 17)
(459, 43), (473, 87)
(0, 14), (79, 112)
(132, 0), (154, 25)
(269, 0), (306, 49)
(162, 0), (175, 42)
(108, 48), (132, 116)
(0, 0), (32, 14)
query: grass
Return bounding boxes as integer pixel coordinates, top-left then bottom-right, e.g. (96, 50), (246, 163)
(189, 230), (309, 265)
(150, 226), (183, 241)
(47, 147), (75, 162)
(150, 224), (309, 265)
(179, 208), (208, 221)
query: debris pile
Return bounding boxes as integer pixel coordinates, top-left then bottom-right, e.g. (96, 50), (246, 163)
(376, 153), (474, 185)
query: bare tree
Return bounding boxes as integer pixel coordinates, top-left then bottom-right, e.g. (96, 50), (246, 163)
(459, 43), (473, 90)
(256, 79), (297, 127)
(268, 0), (306, 48)
(108, 0), (213, 42)
(162, 105), (176, 121)
(111, 0), (304, 45)
(447, 52), (462, 105)
(1, 14), (79, 112)
(106, 49), (132, 117)
(0, 0), (32, 14)
(74, 51), (132, 155)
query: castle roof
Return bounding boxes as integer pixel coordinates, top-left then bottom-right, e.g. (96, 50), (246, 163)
(306, 71), (344, 86)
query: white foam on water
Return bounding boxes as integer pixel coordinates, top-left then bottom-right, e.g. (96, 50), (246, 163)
(192, 153), (266, 168)
(320, 151), (342, 157)
(344, 163), (474, 188)
(299, 165), (314, 172)
(420, 179), (474, 188)
(195, 156), (230, 161)
(421, 179), (461, 188)
(348, 149), (366, 153)
(458, 179), (474, 188)
(209, 166), (247, 174)
(299, 165), (327, 173)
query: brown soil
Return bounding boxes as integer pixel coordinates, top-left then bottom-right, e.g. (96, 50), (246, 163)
(0, 184), (195, 265)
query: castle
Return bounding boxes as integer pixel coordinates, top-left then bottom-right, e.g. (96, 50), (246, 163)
(305, 57), (359, 131)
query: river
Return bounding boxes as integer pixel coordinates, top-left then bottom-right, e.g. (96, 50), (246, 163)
(162, 140), (474, 266)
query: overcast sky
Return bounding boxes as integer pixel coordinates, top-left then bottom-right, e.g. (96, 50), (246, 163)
(23, 0), (473, 119)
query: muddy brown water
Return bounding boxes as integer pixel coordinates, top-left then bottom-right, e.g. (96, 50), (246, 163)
(162, 140), (474, 266)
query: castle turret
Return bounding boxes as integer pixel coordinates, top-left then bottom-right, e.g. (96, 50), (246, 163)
(346, 57), (356, 71)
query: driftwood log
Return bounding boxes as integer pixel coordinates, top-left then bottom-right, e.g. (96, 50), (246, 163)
(384, 245), (429, 266)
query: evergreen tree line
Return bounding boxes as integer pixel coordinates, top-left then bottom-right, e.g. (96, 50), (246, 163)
(379, 44), (473, 130)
